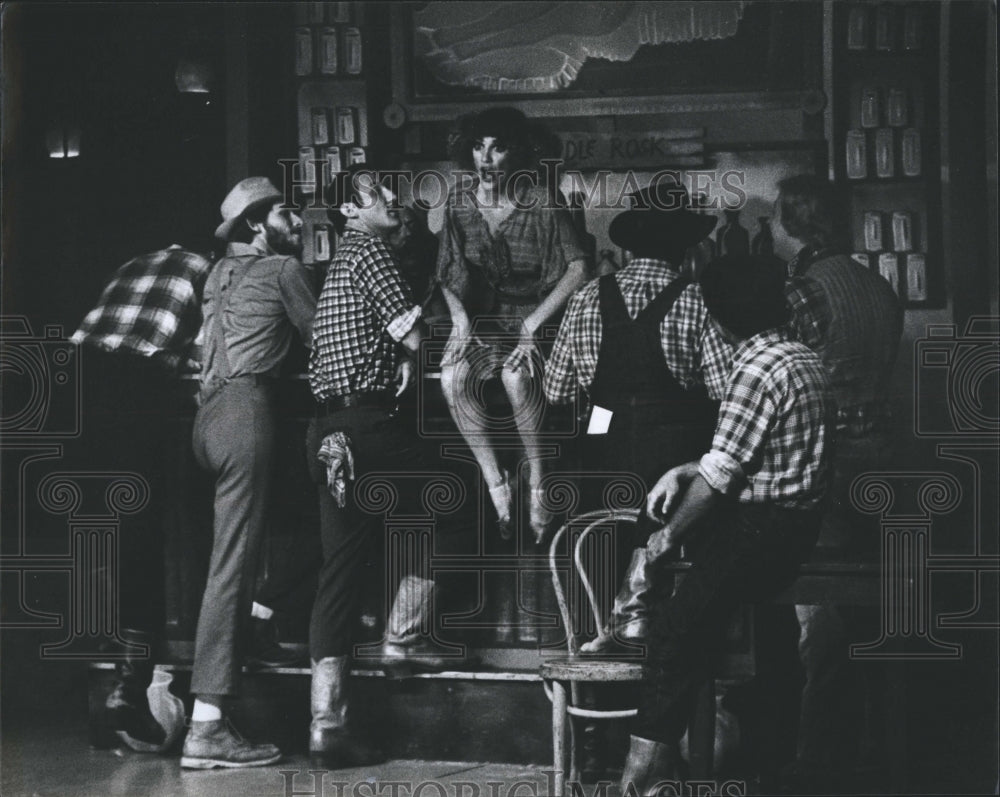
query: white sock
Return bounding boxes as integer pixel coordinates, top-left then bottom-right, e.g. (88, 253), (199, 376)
(251, 602), (274, 621)
(191, 699), (223, 722)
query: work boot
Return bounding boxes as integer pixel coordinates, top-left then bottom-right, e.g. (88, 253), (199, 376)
(104, 628), (166, 747)
(246, 616), (308, 669)
(619, 735), (679, 797)
(309, 656), (385, 769)
(378, 575), (478, 675)
(180, 718), (281, 769)
(580, 548), (653, 655)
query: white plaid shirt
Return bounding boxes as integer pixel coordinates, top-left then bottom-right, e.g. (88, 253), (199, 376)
(309, 230), (421, 400)
(71, 245), (211, 373)
(699, 329), (831, 509)
(544, 259), (734, 404)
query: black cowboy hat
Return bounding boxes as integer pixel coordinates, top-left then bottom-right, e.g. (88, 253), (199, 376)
(608, 181), (718, 258)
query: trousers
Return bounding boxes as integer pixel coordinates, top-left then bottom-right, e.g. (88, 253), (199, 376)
(796, 431), (890, 766)
(307, 405), (424, 659)
(190, 380), (276, 696)
(635, 502), (820, 744)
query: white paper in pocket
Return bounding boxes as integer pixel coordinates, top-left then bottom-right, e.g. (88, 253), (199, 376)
(586, 405), (614, 435)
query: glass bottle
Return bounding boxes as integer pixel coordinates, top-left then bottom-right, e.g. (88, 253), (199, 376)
(687, 191), (717, 279)
(751, 216), (774, 257)
(717, 209), (750, 257)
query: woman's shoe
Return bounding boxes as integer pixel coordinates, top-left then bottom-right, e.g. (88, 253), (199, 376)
(488, 472), (513, 540)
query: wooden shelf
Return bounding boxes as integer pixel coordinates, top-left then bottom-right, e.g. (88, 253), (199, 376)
(831, 2), (944, 308)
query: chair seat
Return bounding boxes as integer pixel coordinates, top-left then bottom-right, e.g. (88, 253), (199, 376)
(541, 655), (645, 682)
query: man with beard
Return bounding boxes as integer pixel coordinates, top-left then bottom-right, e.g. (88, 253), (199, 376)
(181, 177), (317, 769)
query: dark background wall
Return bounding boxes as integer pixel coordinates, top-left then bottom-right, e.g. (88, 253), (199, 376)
(0, 3), (996, 792)
(1, 2), (295, 333)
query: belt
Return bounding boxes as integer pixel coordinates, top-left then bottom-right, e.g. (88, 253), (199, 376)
(231, 373), (275, 385)
(315, 391), (394, 416)
(836, 402), (890, 437)
(207, 373), (275, 388)
(199, 373), (275, 402)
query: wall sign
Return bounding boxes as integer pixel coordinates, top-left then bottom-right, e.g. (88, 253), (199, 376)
(557, 129), (705, 169)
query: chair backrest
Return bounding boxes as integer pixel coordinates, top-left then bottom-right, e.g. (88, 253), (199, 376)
(548, 507), (642, 655)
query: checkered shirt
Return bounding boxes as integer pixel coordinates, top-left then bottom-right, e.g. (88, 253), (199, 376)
(70, 245), (211, 373)
(544, 259), (734, 405)
(436, 184), (587, 314)
(309, 230), (421, 400)
(785, 277), (828, 351)
(699, 329), (831, 509)
(785, 251), (902, 429)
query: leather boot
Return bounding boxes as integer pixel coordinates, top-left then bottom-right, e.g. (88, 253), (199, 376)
(309, 656), (385, 769)
(581, 548), (653, 654)
(181, 717), (281, 769)
(619, 735), (679, 797)
(378, 576), (477, 674)
(105, 628), (166, 746)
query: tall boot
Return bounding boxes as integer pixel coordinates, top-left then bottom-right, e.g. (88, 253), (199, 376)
(619, 735), (679, 797)
(379, 575), (476, 673)
(581, 548), (654, 654)
(105, 628), (166, 747)
(309, 656), (385, 769)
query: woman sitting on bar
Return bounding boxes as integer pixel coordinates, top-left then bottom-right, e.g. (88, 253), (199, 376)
(436, 107), (590, 542)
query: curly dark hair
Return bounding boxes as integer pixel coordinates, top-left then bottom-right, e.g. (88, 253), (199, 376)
(447, 106), (561, 173)
(776, 174), (849, 251)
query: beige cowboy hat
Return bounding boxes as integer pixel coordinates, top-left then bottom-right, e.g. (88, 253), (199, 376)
(214, 177), (283, 240)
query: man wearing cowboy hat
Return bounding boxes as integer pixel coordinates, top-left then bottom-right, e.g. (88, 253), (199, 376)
(544, 178), (733, 653)
(181, 176), (316, 769)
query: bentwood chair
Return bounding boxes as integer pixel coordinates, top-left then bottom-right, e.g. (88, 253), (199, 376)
(540, 508), (647, 797)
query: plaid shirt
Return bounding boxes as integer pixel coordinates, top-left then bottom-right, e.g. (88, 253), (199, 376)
(785, 249), (902, 429)
(309, 230), (421, 400)
(70, 245), (211, 373)
(698, 329), (830, 509)
(436, 184), (586, 315)
(544, 259), (734, 404)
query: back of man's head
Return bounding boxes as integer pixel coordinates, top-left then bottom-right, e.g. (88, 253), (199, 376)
(700, 253), (789, 340)
(776, 174), (847, 251)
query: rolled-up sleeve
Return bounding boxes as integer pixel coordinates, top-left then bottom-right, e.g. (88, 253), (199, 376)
(698, 450), (745, 497)
(386, 305), (422, 342)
